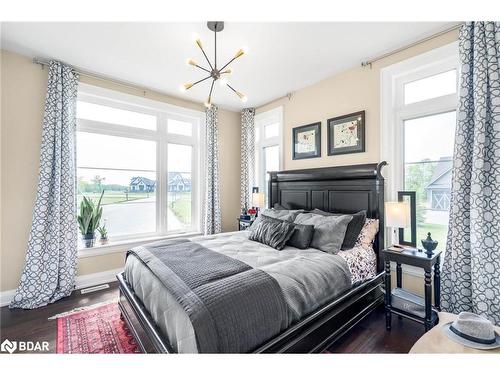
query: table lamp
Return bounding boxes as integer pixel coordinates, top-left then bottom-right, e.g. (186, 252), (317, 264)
(385, 201), (410, 248)
(252, 192), (265, 217)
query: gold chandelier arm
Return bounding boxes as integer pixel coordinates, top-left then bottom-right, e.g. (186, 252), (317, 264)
(219, 49), (245, 71)
(196, 42), (213, 71)
(208, 79), (215, 102)
(195, 64), (211, 73)
(184, 75), (212, 91)
(226, 83), (247, 102)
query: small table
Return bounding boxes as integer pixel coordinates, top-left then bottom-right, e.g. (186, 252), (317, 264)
(382, 248), (442, 332)
(237, 218), (254, 231)
(410, 312), (500, 353)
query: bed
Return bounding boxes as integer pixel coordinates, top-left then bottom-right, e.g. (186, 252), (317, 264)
(117, 162), (387, 353)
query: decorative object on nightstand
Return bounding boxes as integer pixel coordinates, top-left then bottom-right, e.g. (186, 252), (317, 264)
(421, 232), (438, 256)
(237, 217), (254, 231)
(383, 248), (442, 332)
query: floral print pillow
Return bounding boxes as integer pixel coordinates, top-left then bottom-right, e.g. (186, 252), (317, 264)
(354, 218), (379, 249)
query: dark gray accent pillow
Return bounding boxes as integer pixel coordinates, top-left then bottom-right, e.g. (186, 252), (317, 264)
(250, 208), (304, 230)
(311, 209), (367, 250)
(248, 216), (296, 250)
(261, 214), (315, 249)
(294, 213), (353, 254)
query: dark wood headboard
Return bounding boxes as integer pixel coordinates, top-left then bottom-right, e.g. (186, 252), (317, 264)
(268, 162), (387, 272)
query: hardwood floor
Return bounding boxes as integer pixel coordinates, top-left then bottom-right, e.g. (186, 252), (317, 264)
(0, 282), (120, 354)
(1, 283), (424, 354)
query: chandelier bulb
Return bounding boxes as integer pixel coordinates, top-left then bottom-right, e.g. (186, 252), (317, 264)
(221, 68), (233, 75)
(204, 100), (212, 109)
(180, 83), (193, 92)
(234, 48), (246, 59)
(186, 58), (197, 67)
(236, 91), (248, 102)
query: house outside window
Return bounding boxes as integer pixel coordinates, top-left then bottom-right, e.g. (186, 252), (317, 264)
(76, 83), (204, 244)
(381, 42), (459, 253)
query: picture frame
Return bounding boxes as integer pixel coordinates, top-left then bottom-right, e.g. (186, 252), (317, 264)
(398, 191), (417, 248)
(327, 111), (365, 156)
(292, 122), (321, 160)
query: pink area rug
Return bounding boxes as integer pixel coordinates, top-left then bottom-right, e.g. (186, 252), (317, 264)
(56, 301), (140, 354)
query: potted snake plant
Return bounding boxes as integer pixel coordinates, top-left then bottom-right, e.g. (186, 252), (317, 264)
(97, 221), (108, 245)
(77, 191), (104, 248)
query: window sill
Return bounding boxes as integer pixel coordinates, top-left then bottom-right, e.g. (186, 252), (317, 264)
(77, 232), (202, 258)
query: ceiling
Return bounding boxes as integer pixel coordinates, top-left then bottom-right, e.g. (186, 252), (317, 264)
(1, 22), (454, 110)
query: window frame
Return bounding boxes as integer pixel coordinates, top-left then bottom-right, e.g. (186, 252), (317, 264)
(76, 83), (205, 243)
(380, 41), (459, 247)
(254, 106), (283, 198)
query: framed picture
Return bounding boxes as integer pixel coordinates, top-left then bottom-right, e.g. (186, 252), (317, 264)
(327, 111), (365, 156)
(292, 122), (321, 160)
(398, 191), (417, 248)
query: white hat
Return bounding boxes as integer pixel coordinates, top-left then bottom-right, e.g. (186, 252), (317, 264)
(442, 312), (500, 350)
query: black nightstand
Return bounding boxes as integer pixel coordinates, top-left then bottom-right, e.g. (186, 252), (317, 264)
(237, 218), (254, 231)
(382, 248), (442, 332)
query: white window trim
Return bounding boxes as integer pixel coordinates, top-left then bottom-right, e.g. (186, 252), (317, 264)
(380, 41), (459, 246)
(76, 83), (205, 246)
(254, 106), (283, 193)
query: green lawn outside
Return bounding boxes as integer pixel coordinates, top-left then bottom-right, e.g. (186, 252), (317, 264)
(77, 191), (152, 206)
(169, 192), (191, 225)
(405, 222), (448, 251)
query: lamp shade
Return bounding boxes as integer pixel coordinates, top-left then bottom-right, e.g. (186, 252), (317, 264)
(252, 192), (265, 208)
(385, 201), (410, 228)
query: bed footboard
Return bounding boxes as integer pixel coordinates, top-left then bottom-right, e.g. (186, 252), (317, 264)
(117, 271), (384, 354)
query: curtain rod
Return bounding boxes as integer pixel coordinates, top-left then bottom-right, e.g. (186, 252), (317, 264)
(33, 58), (160, 97)
(361, 23), (463, 68)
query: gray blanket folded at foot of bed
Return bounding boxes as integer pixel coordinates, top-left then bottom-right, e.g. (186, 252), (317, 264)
(127, 238), (291, 353)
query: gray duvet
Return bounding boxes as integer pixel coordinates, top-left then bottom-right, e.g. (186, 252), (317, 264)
(125, 231), (352, 353)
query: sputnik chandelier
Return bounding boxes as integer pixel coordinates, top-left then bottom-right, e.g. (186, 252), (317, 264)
(180, 21), (247, 108)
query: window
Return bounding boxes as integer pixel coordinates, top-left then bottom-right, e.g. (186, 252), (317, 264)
(254, 107), (283, 205)
(381, 42), (459, 253)
(76, 83), (204, 244)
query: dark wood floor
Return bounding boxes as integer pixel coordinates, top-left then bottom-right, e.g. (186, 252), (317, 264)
(1, 282), (424, 354)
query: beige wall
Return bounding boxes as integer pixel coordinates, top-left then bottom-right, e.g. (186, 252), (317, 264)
(257, 30), (459, 295)
(257, 29), (459, 171)
(0, 50), (241, 292)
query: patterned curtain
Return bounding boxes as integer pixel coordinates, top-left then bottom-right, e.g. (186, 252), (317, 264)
(203, 105), (222, 235)
(441, 22), (500, 324)
(240, 108), (255, 210)
(10, 61), (79, 309)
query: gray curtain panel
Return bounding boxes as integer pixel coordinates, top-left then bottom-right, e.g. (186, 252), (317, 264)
(10, 61), (79, 309)
(203, 105), (222, 235)
(240, 108), (255, 210)
(441, 22), (500, 324)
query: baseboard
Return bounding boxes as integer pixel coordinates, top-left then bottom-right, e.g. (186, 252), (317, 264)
(0, 290), (16, 308)
(0, 267), (123, 307)
(74, 267), (123, 290)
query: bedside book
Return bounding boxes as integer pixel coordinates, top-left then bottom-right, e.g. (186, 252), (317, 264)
(387, 245), (419, 253)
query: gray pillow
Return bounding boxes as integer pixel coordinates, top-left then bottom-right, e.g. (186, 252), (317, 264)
(250, 208), (303, 230)
(294, 213), (353, 254)
(261, 214), (315, 249)
(311, 209), (367, 250)
(248, 216), (296, 250)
